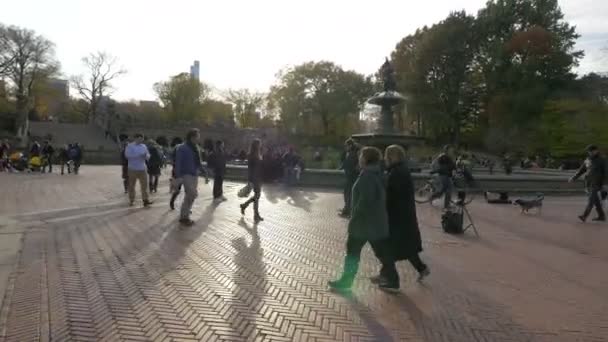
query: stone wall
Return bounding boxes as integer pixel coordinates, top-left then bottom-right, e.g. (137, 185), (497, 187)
(81, 154), (580, 193)
(223, 165), (580, 194)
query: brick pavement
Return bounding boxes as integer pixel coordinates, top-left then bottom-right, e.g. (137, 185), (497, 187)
(0, 166), (607, 341)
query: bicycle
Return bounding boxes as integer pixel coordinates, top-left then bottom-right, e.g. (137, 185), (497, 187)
(414, 169), (476, 206)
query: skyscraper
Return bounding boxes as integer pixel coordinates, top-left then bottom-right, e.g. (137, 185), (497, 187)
(190, 60), (200, 80)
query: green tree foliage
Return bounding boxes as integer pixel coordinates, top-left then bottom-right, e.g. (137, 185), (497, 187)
(537, 99), (608, 157)
(153, 72), (210, 123)
(390, 0), (584, 151)
(201, 99), (234, 127)
(225, 88), (265, 128)
(475, 0), (582, 145)
(392, 11), (478, 143)
(268, 61), (372, 143)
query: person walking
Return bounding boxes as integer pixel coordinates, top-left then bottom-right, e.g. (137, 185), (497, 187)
(570, 145), (607, 222)
(147, 140), (163, 193)
(370, 145), (430, 290)
(120, 141), (129, 193)
(209, 140), (227, 201)
(328, 147), (391, 291)
(69, 143), (83, 174)
(430, 144), (457, 209)
(169, 137), (184, 210)
(339, 139), (360, 217)
(41, 141), (55, 173)
(0, 139), (9, 172)
(174, 129), (203, 226)
(58, 144), (70, 175)
(282, 147), (298, 186)
(125, 134), (153, 207)
(240, 139), (264, 223)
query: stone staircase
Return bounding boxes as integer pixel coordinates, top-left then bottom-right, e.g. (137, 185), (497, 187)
(29, 122), (118, 150)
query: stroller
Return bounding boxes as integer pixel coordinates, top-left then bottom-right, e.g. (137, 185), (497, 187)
(9, 152), (29, 172)
(29, 156), (42, 172)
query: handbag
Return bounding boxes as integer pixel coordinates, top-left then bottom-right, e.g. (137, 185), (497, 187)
(238, 183), (252, 198)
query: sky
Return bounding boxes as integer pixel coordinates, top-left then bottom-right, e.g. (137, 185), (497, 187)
(2, 0), (607, 101)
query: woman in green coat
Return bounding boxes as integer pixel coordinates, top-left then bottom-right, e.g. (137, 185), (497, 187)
(329, 147), (394, 291)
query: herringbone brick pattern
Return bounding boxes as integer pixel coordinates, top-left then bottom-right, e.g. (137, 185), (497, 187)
(0, 166), (607, 341)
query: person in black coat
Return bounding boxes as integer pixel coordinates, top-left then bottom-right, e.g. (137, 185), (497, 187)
(41, 141), (55, 173)
(371, 145), (430, 288)
(147, 141), (163, 193)
(570, 145), (607, 222)
(240, 139), (264, 223)
(339, 138), (360, 217)
(209, 140), (227, 200)
(120, 141), (129, 193)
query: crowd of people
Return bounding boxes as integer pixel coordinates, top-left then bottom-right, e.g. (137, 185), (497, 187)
(0, 139), (83, 174)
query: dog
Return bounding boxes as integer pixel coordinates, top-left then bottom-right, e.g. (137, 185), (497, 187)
(513, 194), (544, 214)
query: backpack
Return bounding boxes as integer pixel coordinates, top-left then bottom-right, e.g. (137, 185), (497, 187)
(69, 148), (78, 159)
(441, 211), (463, 234)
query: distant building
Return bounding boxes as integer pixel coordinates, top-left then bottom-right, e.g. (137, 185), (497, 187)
(190, 60), (200, 80)
(35, 78), (69, 121)
(139, 100), (160, 109)
(47, 78), (69, 98)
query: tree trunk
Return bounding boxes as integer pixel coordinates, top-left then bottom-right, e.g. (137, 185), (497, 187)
(15, 93), (29, 146)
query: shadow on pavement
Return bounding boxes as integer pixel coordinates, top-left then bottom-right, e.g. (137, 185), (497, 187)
(231, 218), (267, 339)
(333, 290), (395, 342)
(263, 186), (318, 212)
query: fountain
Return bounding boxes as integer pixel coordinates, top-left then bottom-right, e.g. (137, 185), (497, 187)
(351, 58), (425, 150)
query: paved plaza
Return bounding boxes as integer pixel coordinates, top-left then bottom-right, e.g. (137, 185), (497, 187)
(0, 167), (607, 341)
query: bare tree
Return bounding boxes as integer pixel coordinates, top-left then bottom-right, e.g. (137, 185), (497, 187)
(72, 51), (125, 122)
(0, 25), (15, 76)
(0, 25), (59, 138)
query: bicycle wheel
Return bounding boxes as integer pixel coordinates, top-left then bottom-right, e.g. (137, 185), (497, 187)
(415, 182), (435, 203)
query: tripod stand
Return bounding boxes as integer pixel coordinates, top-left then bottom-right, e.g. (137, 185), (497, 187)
(454, 191), (479, 237)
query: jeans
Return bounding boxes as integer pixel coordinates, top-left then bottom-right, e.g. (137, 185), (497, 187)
(149, 174), (159, 192)
(170, 183), (182, 207)
(583, 188), (605, 219)
(42, 156), (53, 173)
(180, 175), (198, 220)
(342, 177), (356, 213)
(60, 161), (70, 175)
(242, 182), (261, 216)
(432, 175), (453, 208)
(213, 174), (224, 198)
(284, 167), (296, 185)
(127, 170), (149, 203)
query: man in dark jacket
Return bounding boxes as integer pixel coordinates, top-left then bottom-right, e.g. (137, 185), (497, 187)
(59, 145), (70, 175)
(339, 139), (360, 217)
(570, 145), (607, 222)
(174, 129), (204, 226)
(41, 141), (55, 173)
(209, 140), (227, 201)
(30, 141), (41, 157)
(120, 141), (129, 193)
(431, 145), (457, 209)
(69, 143), (83, 174)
